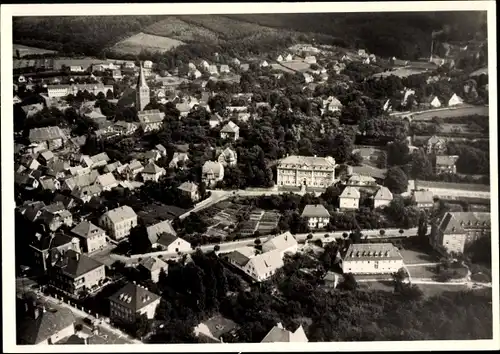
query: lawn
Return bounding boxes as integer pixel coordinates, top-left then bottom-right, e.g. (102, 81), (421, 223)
(416, 283), (469, 298)
(13, 43), (57, 57)
(111, 32), (185, 55)
(406, 265), (439, 279)
(399, 248), (439, 265)
(411, 106), (489, 120)
(144, 16), (220, 42)
(280, 60), (311, 72)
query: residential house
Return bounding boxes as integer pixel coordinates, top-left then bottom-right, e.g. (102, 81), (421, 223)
(435, 155), (459, 174)
(96, 172), (119, 191)
(28, 126), (67, 150)
(277, 155), (337, 188)
(176, 101), (192, 117)
(38, 150), (55, 165)
(114, 121), (139, 136)
(217, 147), (238, 167)
(339, 186), (361, 210)
(71, 221), (108, 254)
(141, 162), (166, 183)
(40, 203), (73, 231)
(260, 60), (269, 68)
(341, 243), (404, 274)
(231, 58), (240, 66)
(401, 88), (416, 106)
(346, 174), (376, 187)
(301, 204), (331, 229)
(430, 212), (491, 254)
(66, 165), (90, 177)
(39, 176), (61, 191)
(112, 70), (122, 80)
(372, 186), (393, 209)
(322, 271), (340, 290)
(425, 135), (447, 155)
(155, 233), (192, 254)
(304, 55), (317, 64)
(322, 96), (343, 113)
(178, 182), (200, 202)
(71, 184), (102, 203)
(99, 206), (138, 241)
(201, 60), (210, 70)
(20, 155), (41, 171)
(240, 63), (250, 71)
(208, 65), (218, 75)
(190, 69), (202, 79)
(62, 170), (99, 192)
(146, 220), (177, 246)
(48, 249), (106, 299)
(29, 233), (80, 274)
(53, 194), (78, 210)
(220, 121), (240, 141)
(169, 152), (190, 169)
(144, 149), (162, 162)
(103, 161), (123, 174)
(219, 65), (230, 74)
(261, 322), (308, 343)
(303, 73), (314, 84)
(447, 93), (463, 106)
(209, 113), (224, 128)
(202, 161), (224, 188)
(22, 103), (45, 118)
(262, 231), (298, 256)
(155, 144), (167, 157)
(109, 283), (161, 324)
(15, 173), (40, 190)
(90, 152), (110, 169)
(224, 247), (283, 282)
(80, 155), (94, 169)
(412, 190), (435, 209)
(17, 300), (76, 345)
(138, 257), (169, 283)
(125, 160), (144, 180)
(138, 110), (164, 133)
(47, 84), (113, 99)
(193, 315), (239, 343)
(427, 95), (442, 108)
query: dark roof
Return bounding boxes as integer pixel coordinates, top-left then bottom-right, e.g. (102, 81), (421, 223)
(54, 249), (104, 278)
(108, 282), (160, 312)
(156, 233), (179, 248)
(18, 306), (75, 344)
(71, 221), (105, 239)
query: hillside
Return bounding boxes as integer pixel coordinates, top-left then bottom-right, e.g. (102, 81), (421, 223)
(224, 12), (487, 60)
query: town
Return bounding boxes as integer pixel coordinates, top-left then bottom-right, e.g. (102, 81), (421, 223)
(11, 12), (492, 346)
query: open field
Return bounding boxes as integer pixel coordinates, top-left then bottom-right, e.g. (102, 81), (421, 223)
(400, 248), (439, 265)
(111, 32), (185, 55)
(279, 60), (311, 72)
(372, 67), (429, 78)
(13, 44), (57, 57)
(144, 17), (221, 42)
(411, 106), (489, 120)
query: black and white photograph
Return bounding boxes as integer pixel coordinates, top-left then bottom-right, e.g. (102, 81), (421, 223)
(1, 1), (498, 352)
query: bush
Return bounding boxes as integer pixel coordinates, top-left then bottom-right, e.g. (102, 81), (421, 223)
(214, 245), (221, 251)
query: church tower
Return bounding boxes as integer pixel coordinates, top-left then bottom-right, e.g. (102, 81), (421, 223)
(136, 62), (150, 112)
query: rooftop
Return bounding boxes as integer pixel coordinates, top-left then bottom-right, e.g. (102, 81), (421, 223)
(278, 155), (336, 169)
(344, 243), (402, 261)
(102, 206), (137, 224)
(340, 186), (361, 199)
(71, 221), (105, 239)
(54, 249), (104, 278)
(108, 282), (160, 312)
(146, 220), (177, 245)
(301, 204), (331, 218)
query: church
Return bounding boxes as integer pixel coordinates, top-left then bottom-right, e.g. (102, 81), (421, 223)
(136, 63), (164, 132)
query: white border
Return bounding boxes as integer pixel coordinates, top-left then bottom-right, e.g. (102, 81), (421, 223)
(2, 2), (498, 353)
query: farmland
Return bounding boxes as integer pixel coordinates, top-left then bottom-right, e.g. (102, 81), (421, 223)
(110, 32), (186, 55)
(13, 44), (57, 57)
(277, 60), (311, 72)
(372, 67), (429, 79)
(144, 16), (221, 43)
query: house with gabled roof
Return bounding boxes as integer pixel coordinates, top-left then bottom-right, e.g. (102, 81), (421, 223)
(17, 299), (76, 345)
(217, 147), (238, 167)
(169, 152), (190, 169)
(71, 184), (103, 203)
(220, 121), (240, 141)
(193, 315), (239, 343)
(425, 135), (447, 155)
(96, 172), (119, 191)
(156, 233), (191, 254)
(38, 176), (61, 191)
(177, 181), (200, 202)
(447, 93), (463, 106)
(138, 109), (164, 132)
(261, 322), (308, 343)
(341, 243), (404, 274)
(125, 159), (144, 180)
(262, 231), (298, 256)
(99, 205), (137, 241)
(62, 170), (99, 192)
(138, 257), (169, 283)
(71, 221), (108, 254)
(109, 282), (161, 323)
(208, 65), (218, 75)
(146, 219), (177, 246)
(202, 161), (224, 188)
(28, 126), (67, 150)
(339, 186), (361, 210)
(301, 204), (331, 229)
(48, 249), (106, 299)
(141, 162), (166, 183)
(155, 144), (167, 157)
(225, 248), (284, 282)
(209, 113), (224, 128)
(372, 186), (393, 209)
(411, 190), (434, 209)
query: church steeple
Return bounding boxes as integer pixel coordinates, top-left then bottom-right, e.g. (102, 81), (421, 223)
(136, 62), (150, 111)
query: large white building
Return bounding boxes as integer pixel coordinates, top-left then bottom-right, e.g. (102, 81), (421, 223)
(277, 155), (337, 188)
(341, 243), (404, 275)
(301, 204), (331, 229)
(47, 84), (114, 99)
(99, 206), (137, 241)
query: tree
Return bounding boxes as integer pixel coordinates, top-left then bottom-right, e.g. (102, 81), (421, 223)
(410, 150), (433, 179)
(129, 225), (152, 254)
(387, 139), (411, 167)
(385, 166), (408, 194)
(376, 151), (388, 169)
(307, 234), (313, 240)
(214, 245), (221, 252)
(340, 273), (358, 290)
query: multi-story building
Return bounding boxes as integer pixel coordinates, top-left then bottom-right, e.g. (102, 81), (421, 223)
(412, 190), (435, 210)
(28, 126), (67, 150)
(372, 186), (393, 209)
(202, 161), (224, 188)
(430, 212), (491, 255)
(70, 221), (108, 254)
(341, 243), (404, 274)
(29, 233), (79, 274)
(109, 282), (161, 324)
(47, 84), (114, 99)
(48, 249), (106, 299)
(262, 231), (298, 257)
(220, 121), (240, 141)
(301, 204), (331, 229)
(99, 206), (137, 241)
(276, 155), (337, 188)
(224, 247), (284, 282)
(138, 257), (169, 283)
(141, 162), (166, 183)
(177, 181), (200, 202)
(425, 135), (447, 155)
(138, 109), (164, 133)
(217, 147), (238, 167)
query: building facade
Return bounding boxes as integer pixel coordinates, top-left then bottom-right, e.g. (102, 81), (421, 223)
(341, 243), (404, 274)
(301, 204), (331, 229)
(109, 283), (161, 324)
(277, 155), (337, 188)
(99, 206), (138, 241)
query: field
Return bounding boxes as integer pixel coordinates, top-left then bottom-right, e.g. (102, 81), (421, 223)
(111, 32), (185, 55)
(13, 44), (57, 57)
(410, 105), (489, 120)
(279, 60), (311, 72)
(372, 67), (428, 79)
(144, 16), (221, 42)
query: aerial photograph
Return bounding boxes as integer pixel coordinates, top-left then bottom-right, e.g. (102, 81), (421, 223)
(9, 7), (494, 347)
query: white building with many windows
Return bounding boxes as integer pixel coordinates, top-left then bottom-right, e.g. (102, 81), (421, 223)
(341, 243), (404, 274)
(99, 206), (137, 241)
(276, 155), (337, 188)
